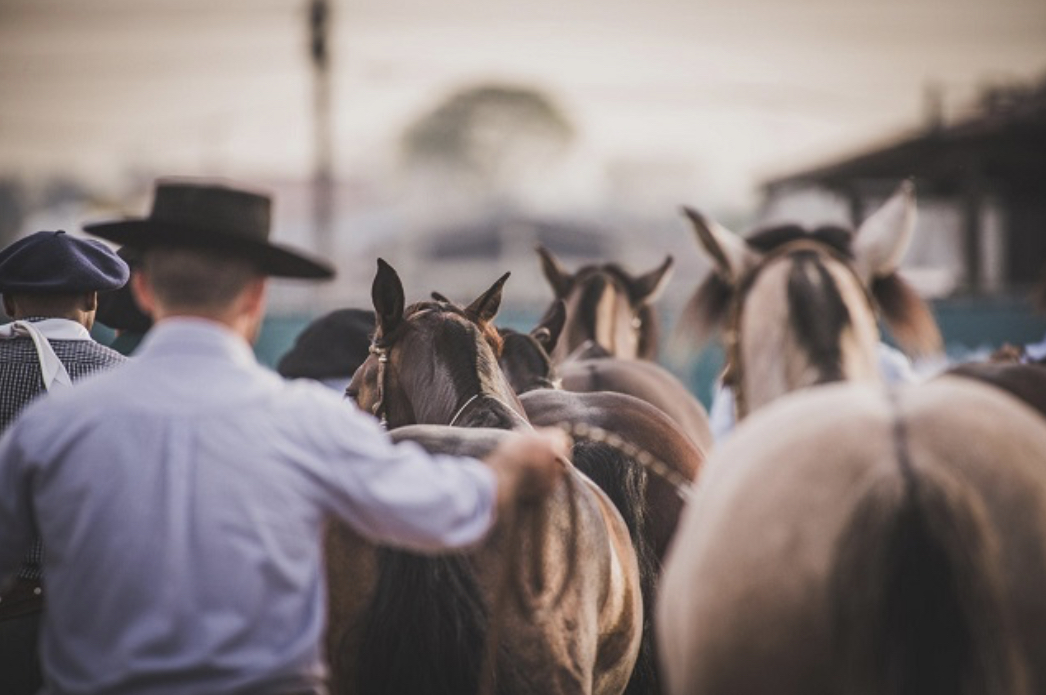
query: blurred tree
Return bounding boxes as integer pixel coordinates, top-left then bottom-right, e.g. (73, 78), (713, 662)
(401, 84), (575, 204)
(0, 179), (25, 251)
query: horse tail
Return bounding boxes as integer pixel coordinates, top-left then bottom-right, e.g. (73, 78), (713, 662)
(572, 439), (658, 695)
(353, 550), (513, 695)
(829, 427), (1025, 695)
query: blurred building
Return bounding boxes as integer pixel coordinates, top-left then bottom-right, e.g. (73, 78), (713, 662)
(761, 76), (1046, 299)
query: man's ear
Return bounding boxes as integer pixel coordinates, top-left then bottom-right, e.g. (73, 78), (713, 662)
(242, 277), (267, 316)
(131, 272), (157, 318)
(84, 291), (98, 313)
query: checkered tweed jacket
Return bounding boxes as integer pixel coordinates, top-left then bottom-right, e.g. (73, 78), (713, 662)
(0, 318), (127, 580)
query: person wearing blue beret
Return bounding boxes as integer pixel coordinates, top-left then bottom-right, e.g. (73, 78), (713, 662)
(0, 229), (130, 695)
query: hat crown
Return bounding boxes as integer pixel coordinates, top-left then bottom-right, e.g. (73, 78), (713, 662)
(150, 182), (271, 242)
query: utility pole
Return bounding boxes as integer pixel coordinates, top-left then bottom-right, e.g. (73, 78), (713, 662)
(309, 0), (334, 262)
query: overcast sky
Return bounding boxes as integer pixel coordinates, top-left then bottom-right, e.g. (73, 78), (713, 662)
(1, 0), (1044, 212)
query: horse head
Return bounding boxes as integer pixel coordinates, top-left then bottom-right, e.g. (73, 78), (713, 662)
(680, 181), (941, 418)
(348, 258), (528, 430)
(498, 300), (565, 394)
(536, 245), (674, 363)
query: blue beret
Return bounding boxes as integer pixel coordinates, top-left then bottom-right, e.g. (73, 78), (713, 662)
(0, 230), (130, 294)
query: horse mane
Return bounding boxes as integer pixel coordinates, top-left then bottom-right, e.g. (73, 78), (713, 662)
(679, 225), (855, 348)
(680, 223), (941, 358)
(405, 300), (505, 357)
(572, 265), (661, 359)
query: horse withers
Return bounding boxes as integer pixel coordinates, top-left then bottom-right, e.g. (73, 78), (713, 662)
(327, 259), (643, 695)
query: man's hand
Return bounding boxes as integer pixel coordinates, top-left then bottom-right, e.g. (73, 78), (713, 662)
(485, 427), (572, 510)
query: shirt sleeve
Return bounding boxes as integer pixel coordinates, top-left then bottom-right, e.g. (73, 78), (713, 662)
(295, 390), (498, 553)
(0, 419), (36, 583)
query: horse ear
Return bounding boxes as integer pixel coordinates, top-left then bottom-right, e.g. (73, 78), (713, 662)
(628, 255), (675, 305)
(536, 245), (573, 298)
(532, 300), (566, 353)
(853, 180), (917, 281)
(371, 258), (405, 337)
(682, 206), (758, 283)
(465, 272), (510, 325)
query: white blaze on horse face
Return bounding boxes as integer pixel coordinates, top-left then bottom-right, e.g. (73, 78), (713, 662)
(853, 180), (917, 282)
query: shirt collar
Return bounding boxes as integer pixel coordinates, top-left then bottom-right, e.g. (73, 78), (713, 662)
(135, 317), (259, 369)
(0, 317), (92, 341)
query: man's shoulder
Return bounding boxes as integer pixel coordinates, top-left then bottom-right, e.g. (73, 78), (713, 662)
(53, 339), (128, 371)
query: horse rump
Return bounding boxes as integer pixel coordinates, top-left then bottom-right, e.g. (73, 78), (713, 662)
(571, 438), (658, 695)
(829, 462), (1026, 695)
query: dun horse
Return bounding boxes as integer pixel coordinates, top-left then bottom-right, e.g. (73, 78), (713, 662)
(536, 246), (674, 363)
(657, 182), (1046, 694)
(676, 180), (941, 420)
(325, 260), (643, 695)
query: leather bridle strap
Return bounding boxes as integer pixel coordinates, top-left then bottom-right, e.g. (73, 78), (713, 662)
(368, 342), (390, 429)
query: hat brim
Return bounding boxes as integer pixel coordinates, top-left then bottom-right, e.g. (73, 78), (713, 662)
(84, 219), (335, 279)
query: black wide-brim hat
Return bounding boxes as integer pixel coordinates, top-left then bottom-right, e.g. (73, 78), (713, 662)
(84, 179), (335, 279)
(95, 246), (153, 333)
(277, 308), (375, 379)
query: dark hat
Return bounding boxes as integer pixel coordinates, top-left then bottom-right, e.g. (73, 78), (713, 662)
(277, 308), (375, 379)
(0, 230), (130, 294)
(95, 246), (153, 333)
(83, 179), (335, 279)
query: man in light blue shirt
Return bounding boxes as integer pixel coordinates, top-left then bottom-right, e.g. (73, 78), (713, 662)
(0, 179), (568, 695)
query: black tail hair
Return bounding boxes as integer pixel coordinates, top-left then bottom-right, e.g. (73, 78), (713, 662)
(353, 550), (523, 695)
(829, 462), (1025, 695)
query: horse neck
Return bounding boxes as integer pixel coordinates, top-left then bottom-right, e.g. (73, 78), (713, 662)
(554, 275), (640, 362)
(404, 331), (529, 430)
(736, 255), (882, 415)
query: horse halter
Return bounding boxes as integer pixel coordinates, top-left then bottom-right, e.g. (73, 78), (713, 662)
(367, 342), (391, 428)
(721, 239), (877, 422)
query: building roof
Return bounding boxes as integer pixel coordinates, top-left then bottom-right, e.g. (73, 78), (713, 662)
(764, 77), (1046, 198)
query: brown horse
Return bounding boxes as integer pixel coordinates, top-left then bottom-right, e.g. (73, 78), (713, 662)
(326, 259), (643, 695)
(676, 181), (941, 420)
(945, 360), (1046, 421)
(499, 306), (707, 695)
(536, 245), (674, 363)
(501, 301), (713, 453)
(657, 182), (1046, 694)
